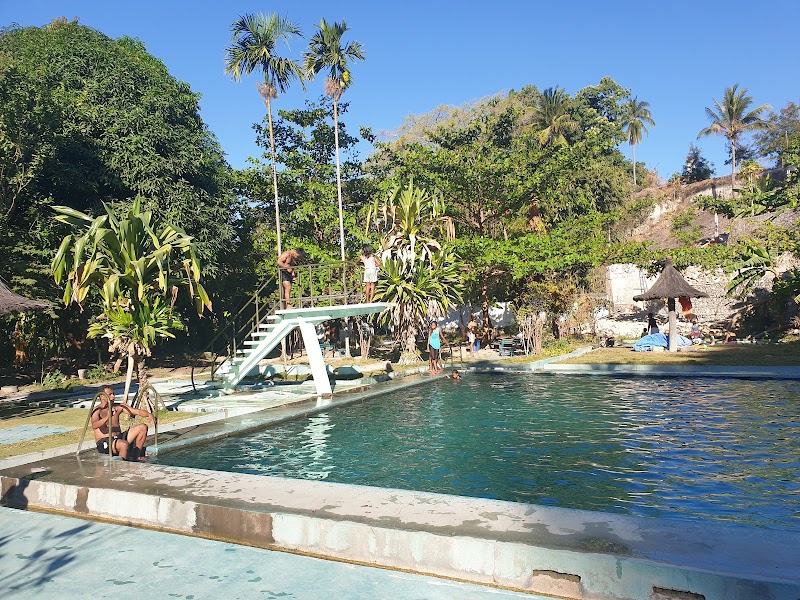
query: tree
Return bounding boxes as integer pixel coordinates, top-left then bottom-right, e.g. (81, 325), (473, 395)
(532, 87), (577, 145)
(303, 19), (365, 262)
(682, 144), (715, 183)
(698, 84), (770, 190)
(753, 100), (800, 165)
(367, 181), (463, 363)
(225, 13), (305, 257)
(51, 198), (211, 401)
(246, 98), (371, 265)
(0, 20), (237, 363)
(621, 97), (655, 186)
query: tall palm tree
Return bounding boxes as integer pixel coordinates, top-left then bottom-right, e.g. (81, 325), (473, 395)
(303, 19), (365, 262)
(621, 96), (655, 186)
(532, 87), (576, 145)
(698, 84), (770, 191)
(225, 13), (304, 257)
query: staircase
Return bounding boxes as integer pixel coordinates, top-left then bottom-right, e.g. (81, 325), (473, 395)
(215, 312), (330, 393)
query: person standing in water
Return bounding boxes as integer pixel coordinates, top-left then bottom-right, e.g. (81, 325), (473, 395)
(360, 245), (378, 303)
(428, 321), (444, 375)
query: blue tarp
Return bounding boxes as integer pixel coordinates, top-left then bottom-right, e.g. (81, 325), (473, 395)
(633, 332), (692, 352)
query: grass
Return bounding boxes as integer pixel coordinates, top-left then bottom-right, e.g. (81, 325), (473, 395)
(0, 404), (196, 460)
(555, 341), (800, 367)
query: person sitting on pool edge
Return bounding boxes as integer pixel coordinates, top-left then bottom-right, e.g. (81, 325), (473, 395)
(91, 386), (156, 461)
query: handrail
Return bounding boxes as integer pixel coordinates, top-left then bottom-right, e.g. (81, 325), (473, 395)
(132, 383), (164, 450)
(190, 273), (280, 392)
(77, 391), (113, 457)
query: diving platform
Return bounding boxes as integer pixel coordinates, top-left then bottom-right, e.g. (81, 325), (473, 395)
(217, 303), (390, 397)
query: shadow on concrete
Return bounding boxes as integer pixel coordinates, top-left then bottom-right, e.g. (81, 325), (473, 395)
(0, 512), (92, 595)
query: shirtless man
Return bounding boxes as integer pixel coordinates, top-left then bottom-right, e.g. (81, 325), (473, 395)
(92, 386), (156, 461)
(277, 248), (306, 309)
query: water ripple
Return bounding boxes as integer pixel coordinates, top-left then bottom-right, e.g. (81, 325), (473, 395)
(156, 374), (800, 531)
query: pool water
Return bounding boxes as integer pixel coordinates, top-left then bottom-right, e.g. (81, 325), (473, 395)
(156, 374), (800, 530)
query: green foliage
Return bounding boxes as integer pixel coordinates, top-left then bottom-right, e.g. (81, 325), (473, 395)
(51, 198), (210, 364)
(225, 12), (305, 257)
(726, 243), (779, 299)
(681, 144), (715, 183)
(87, 297), (185, 350)
(698, 84), (770, 176)
(754, 101), (800, 164)
(40, 368), (70, 390)
(671, 209), (702, 245)
(0, 19), (237, 357)
(370, 180), (464, 362)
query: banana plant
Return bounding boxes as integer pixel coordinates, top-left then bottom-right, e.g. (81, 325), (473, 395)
(726, 242), (781, 299)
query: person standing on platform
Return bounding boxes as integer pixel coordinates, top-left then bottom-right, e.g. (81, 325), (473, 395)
(277, 249), (306, 309)
(360, 245), (378, 303)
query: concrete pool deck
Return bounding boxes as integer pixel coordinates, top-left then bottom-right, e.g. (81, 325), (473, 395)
(2, 357), (800, 599)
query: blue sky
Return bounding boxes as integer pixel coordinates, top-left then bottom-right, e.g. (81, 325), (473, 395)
(2, 0), (798, 181)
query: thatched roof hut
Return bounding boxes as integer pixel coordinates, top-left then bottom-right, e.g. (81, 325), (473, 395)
(633, 258), (708, 302)
(0, 279), (49, 315)
(633, 258), (707, 352)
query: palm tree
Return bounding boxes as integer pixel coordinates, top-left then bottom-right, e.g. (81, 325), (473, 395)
(698, 84), (770, 191)
(532, 87), (576, 145)
(303, 19), (365, 262)
(225, 13), (304, 257)
(51, 198), (211, 402)
(621, 97), (655, 186)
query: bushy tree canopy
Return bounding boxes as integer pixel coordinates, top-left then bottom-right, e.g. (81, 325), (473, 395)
(0, 19), (237, 292)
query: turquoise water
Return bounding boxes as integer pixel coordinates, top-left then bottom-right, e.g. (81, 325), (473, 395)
(156, 374), (800, 530)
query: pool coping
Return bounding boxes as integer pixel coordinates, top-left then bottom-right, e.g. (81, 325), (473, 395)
(2, 453), (799, 600)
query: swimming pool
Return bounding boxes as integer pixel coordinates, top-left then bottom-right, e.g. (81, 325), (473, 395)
(155, 373), (800, 531)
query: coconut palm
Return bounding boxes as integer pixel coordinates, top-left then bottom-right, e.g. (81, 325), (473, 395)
(303, 18), (365, 262)
(225, 13), (305, 257)
(51, 198), (211, 402)
(621, 97), (655, 186)
(532, 87), (576, 145)
(698, 84), (770, 191)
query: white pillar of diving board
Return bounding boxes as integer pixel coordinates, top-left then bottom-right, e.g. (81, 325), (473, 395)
(296, 317), (332, 397)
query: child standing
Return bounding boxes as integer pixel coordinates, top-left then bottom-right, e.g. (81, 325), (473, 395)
(360, 245), (378, 303)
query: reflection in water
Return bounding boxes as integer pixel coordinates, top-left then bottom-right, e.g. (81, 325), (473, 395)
(156, 374), (800, 531)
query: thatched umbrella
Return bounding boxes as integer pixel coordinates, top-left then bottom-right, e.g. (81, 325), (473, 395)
(633, 258), (708, 351)
(0, 279), (49, 315)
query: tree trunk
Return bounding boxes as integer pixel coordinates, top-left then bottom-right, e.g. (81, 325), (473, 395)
(731, 140), (737, 195)
(480, 271), (493, 342)
(399, 322), (420, 364)
(122, 353), (134, 404)
(135, 354), (152, 413)
(333, 99), (346, 262)
(266, 95), (282, 257)
(632, 142), (637, 186)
